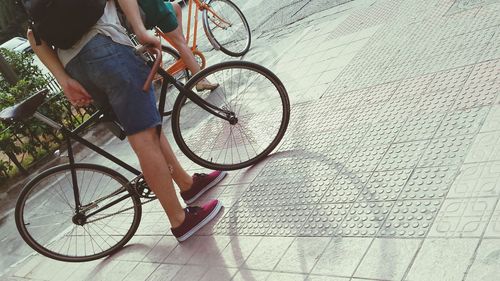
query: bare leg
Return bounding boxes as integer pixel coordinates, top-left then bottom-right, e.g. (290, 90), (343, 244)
(167, 2), (202, 75)
(158, 133), (193, 192)
(128, 127), (185, 228)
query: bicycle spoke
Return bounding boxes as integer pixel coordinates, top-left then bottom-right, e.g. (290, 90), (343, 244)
(205, 0), (251, 56)
(174, 61), (289, 170)
(17, 164), (141, 261)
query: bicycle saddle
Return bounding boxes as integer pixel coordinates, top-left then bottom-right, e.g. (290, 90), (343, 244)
(0, 89), (48, 122)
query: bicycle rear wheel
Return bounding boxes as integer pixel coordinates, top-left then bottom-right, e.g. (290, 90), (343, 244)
(15, 163), (142, 262)
(203, 0), (251, 57)
(171, 61), (290, 170)
(160, 45), (190, 115)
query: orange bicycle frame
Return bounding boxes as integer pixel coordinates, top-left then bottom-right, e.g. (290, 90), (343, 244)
(155, 0), (230, 76)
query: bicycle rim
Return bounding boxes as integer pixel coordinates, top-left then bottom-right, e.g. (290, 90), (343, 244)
(160, 46), (190, 115)
(15, 163), (142, 262)
(203, 0), (251, 57)
(172, 61), (290, 170)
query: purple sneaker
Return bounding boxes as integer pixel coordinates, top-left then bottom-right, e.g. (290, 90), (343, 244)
(181, 171), (227, 204)
(171, 199), (222, 242)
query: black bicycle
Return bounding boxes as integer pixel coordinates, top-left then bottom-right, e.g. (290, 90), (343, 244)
(3, 47), (290, 262)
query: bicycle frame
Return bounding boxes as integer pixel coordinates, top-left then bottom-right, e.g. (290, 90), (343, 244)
(33, 111), (142, 215)
(155, 0), (230, 76)
(31, 58), (233, 217)
(154, 62), (235, 122)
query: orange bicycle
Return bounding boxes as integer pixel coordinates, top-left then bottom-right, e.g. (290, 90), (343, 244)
(156, 0), (251, 113)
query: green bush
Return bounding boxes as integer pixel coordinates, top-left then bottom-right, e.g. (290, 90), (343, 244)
(0, 47), (94, 184)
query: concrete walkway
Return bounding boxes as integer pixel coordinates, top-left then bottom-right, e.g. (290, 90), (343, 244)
(2, 0), (500, 280)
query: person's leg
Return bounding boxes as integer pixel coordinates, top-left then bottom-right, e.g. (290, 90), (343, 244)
(128, 128), (185, 227)
(166, 3), (218, 90)
(165, 14), (201, 75)
(159, 133), (228, 204)
(68, 34), (222, 241)
(158, 133), (193, 191)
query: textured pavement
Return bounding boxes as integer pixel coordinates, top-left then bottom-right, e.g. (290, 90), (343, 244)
(2, 0), (500, 280)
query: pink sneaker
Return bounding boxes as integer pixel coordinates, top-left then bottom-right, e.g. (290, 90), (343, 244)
(171, 199), (222, 242)
(181, 171), (227, 204)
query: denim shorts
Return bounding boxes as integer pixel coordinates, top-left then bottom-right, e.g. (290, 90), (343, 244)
(65, 34), (161, 136)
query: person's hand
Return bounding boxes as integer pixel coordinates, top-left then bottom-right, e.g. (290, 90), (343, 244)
(136, 31), (161, 51)
(60, 77), (93, 107)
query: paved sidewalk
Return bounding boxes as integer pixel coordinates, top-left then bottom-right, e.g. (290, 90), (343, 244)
(3, 0), (500, 280)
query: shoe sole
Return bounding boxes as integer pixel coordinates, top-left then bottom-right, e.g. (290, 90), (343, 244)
(185, 171), (228, 204)
(176, 200), (222, 242)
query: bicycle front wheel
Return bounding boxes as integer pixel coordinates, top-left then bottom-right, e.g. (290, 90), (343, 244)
(171, 61), (290, 170)
(15, 163), (142, 262)
(160, 45), (190, 115)
(203, 0), (251, 57)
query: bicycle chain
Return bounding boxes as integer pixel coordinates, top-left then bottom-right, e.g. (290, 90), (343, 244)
(85, 197), (156, 224)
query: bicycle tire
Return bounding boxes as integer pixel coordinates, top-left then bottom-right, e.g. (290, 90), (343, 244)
(171, 61), (290, 170)
(15, 163), (142, 262)
(203, 0), (251, 57)
(160, 45), (190, 115)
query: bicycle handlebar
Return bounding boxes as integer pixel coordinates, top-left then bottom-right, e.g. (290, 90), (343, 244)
(135, 45), (162, 92)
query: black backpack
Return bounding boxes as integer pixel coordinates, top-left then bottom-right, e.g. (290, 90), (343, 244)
(21, 0), (107, 49)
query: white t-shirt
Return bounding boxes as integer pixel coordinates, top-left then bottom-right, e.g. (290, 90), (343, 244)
(57, 0), (134, 67)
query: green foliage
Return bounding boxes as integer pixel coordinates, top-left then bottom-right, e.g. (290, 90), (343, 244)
(0, 47), (94, 185)
(0, 48), (46, 105)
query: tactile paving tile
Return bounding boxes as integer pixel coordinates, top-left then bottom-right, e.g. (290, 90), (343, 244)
(359, 121), (405, 147)
(278, 133), (315, 152)
(214, 205), (274, 236)
(467, 59), (500, 84)
(294, 107), (353, 134)
(300, 203), (351, 236)
(376, 94), (421, 123)
(392, 73), (436, 98)
(378, 64), (409, 83)
(429, 197), (497, 237)
(447, 0), (498, 13)
(281, 126), (367, 154)
(330, 88), (369, 110)
(426, 65), (474, 93)
(481, 30), (500, 60)
(443, 48), (489, 71)
(320, 172), (371, 203)
(266, 205), (315, 236)
(416, 88), (461, 113)
(332, 124), (370, 147)
(241, 180), (303, 207)
(345, 145), (390, 172)
(399, 166), (459, 200)
(396, 112), (446, 142)
(379, 199), (442, 237)
(291, 178), (336, 205)
(435, 107), (489, 138)
(378, 141), (430, 171)
(338, 201), (394, 236)
(447, 162), (500, 198)
(288, 98), (350, 133)
(471, 6), (500, 34)
(452, 80), (500, 110)
(323, 148), (356, 168)
(418, 135), (475, 167)
(361, 81), (401, 104)
(348, 102), (387, 125)
(256, 156), (335, 183)
(327, 0), (404, 39)
(359, 170), (413, 201)
(183, 112), (282, 152)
